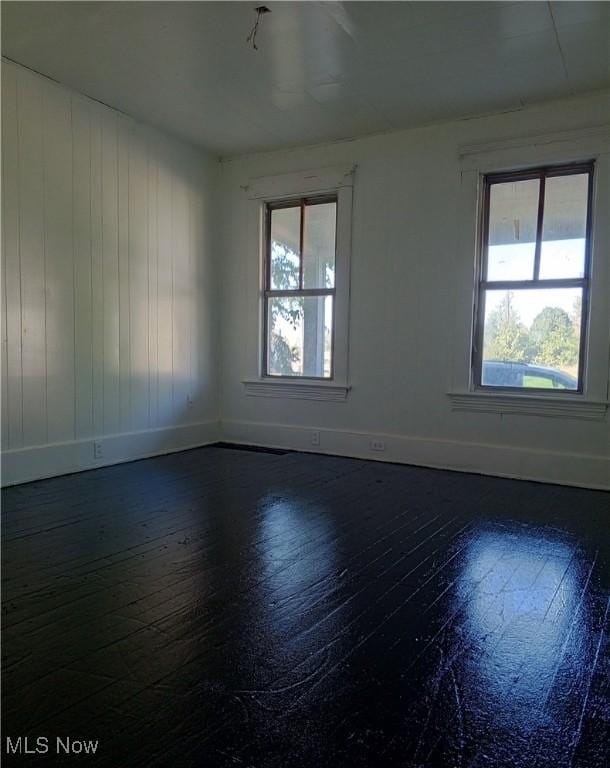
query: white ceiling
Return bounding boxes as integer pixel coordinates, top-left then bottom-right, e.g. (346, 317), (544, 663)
(2, 1), (609, 156)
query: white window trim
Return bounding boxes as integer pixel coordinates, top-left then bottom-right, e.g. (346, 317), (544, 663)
(242, 165), (355, 401)
(243, 380), (350, 402)
(447, 126), (610, 420)
(447, 392), (607, 420)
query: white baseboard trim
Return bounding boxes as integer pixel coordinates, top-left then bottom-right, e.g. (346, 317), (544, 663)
(221, 419), (610, 491)
(3, 417), (608, 491)
(1, 420), (220, 487)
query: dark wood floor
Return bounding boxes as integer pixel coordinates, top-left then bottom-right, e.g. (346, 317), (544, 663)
(2, 445), (609, 767)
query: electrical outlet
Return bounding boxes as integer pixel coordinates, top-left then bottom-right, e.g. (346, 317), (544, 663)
(93, 441), (103, 459)
(370, 439), (386, 452)
(311, 430), (320, 446)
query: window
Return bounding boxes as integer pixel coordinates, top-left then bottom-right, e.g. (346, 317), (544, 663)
(264, 197), (337, 378)
(242, 165), (353, 401)
(473, 162), (593, 393)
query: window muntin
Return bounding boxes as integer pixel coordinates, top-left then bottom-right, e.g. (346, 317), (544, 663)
(264, 197), (337, 378)
(475, 163), (593, 393)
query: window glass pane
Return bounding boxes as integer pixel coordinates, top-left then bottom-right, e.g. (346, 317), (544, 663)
(303, 201), (336, 288)
(481, 288), (582, 390)
(487, 179), (539, 281)
(267, 295), (333, 378)
(270, 206), (300, 289)
(540, 173), (588, 280)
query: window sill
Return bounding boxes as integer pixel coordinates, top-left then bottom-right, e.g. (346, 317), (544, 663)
(447, 391), (608, 420)
(243, 379), (351, 402)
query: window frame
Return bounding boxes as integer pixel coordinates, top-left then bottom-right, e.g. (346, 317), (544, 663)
(472, 161), (595, 395)
(241, 165), (354, 402)
(262, 195), (338, 380)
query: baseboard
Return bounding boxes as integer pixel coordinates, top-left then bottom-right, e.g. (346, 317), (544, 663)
(221, 419), (610, 491)
(1, 420), (220, 487)
(3, 418), (608, 491)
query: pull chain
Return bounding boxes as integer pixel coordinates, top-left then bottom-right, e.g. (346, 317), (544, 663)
(246, 6), (271, 51)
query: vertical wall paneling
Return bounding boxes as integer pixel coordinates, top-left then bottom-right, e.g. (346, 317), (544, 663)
(191, 162), (212, 419)
(17, 68), (47, 447)
(187, 163), (196, 417)
(1, 222), (7, 451)
(117, 116), (131, 433)
(129, 123), (149, 432)
(172, 150), (190, 425)
(147, 133), (159, 429)
(2, 64), (23, 450)
(156, 142), (173, 427)
(72, 96), (94, 440)
(101, 109), (120, 434)
(90, 103), (105, 438)
(1, 60), (218, 481)
(43, 81), (75, 444)
(1, 197), (8, 451)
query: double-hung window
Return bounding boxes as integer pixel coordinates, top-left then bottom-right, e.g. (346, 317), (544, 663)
(474, 162), (593, 392)
(264, 197), (337, 378)
(242, 165), (353, 401)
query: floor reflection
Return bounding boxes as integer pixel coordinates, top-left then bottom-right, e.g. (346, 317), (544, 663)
(462, 531), (579, 712)
(411, 525), (604, 767)
(244, 496), (341, 688)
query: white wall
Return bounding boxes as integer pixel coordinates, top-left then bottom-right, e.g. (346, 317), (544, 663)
(2, 60), (608, 490)
(218, 91), (610, 489)
(1, 61), (219, 484)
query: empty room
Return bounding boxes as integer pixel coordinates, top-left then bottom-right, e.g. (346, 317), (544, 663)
(1, 1), (609, 766)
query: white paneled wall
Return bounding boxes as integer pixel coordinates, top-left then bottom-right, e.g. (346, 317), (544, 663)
(2, 59), (608, 489)
(218, 91), (610, 490)
(1, 61), (219, 483)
